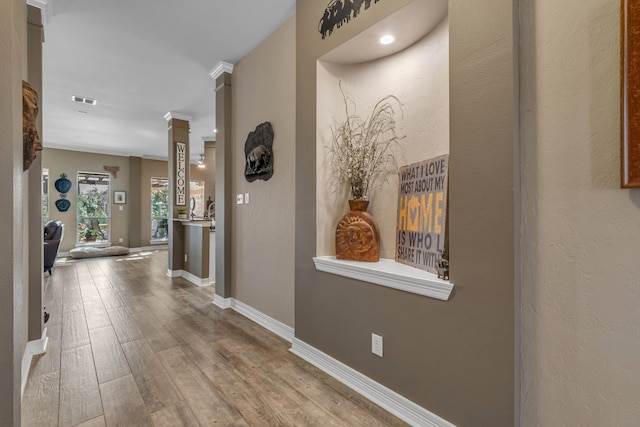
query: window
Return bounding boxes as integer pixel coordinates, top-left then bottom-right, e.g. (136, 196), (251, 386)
(151, 177), (169, 240)
(77, 172), (110, 242)
(42, 168), (49, 225)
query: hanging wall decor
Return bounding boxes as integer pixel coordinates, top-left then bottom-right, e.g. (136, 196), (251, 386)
(318, 0), (381, 39)
(55, 197), (71, 213)
(54, 173), (72, 212)
(244, 122), (274, 182)
(395, 155), (449, 275)
(22, 81), (42, 171)
(621, 0), (640, 187)
(175, 142), (187, 205)
(103, 165), (120, 178)
(54, 173), (72, 194)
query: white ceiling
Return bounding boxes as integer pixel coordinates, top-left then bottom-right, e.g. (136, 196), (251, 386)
(40, 0), (296, 164)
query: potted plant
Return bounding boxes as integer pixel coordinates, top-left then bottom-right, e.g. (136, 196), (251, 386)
(327, 82), (404, 261)
(176, 207), (187, 219)
(79, 223), (100, 242)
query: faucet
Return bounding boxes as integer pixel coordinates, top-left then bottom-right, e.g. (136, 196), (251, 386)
(207, 202), (215, 221)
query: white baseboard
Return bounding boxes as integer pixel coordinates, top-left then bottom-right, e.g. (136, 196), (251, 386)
(232, 299), (294, 343)
(290, 339), (456, 427)
(167, 269), (182, 278)
(212, 295), (294, 343)
(168, 269), (211, 287)
(21, 328), (49, 397)
(182, 270), (211, 287)
(131, 245), (168, 252)
(213, 294), (231, 309)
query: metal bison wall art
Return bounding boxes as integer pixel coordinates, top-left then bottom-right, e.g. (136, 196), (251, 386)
(318, 0), (381, 39)
(244, 122), (274, 182)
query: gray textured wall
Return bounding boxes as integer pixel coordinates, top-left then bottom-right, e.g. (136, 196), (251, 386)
(295, 0), (516, 424)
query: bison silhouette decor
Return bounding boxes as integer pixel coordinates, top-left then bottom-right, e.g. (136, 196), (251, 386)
(244, 122), (274, 182)
(318, 0), (381, 39)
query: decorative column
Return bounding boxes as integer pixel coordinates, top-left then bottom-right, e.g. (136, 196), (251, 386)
(209, 61), (233, 303)
(128, 156), (142, 248)
(165, 112), (191, 276)
(27, 4), (46, 348)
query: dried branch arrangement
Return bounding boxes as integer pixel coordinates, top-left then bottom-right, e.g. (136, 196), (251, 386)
(327, 82), (404, 200)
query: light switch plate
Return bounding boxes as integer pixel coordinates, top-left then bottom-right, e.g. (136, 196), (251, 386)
(244, 193), (249, 204)
(236, 194), (244, 204)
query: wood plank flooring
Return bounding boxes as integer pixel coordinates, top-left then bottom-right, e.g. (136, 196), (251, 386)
(22, 250), (407, 427)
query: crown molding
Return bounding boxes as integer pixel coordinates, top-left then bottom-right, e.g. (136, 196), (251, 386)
(27, 0), (48, 23)
(164, 112), (192, 122)
(201, 135), (217, 142)
(209, 61), (234, 79)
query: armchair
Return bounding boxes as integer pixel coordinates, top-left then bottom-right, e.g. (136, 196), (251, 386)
(43, 220), (64, 275)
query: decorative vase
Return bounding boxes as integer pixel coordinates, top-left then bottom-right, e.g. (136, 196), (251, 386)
(335, 199), (380, 262)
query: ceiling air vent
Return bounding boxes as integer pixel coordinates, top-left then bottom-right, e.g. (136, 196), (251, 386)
(71, 95), (97, 106)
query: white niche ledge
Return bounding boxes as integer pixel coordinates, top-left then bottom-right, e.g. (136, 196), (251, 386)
(313, 256), (454, 301)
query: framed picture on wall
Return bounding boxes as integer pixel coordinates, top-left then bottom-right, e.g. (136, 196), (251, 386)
(621, 0), (640, 187)
(114, 191), (126, 204)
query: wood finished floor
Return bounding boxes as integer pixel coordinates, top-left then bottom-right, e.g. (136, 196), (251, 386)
(22, 250), (407, 427)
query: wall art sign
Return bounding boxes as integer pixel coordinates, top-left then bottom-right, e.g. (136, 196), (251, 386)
(395, 155), (448, 274)
(319, 0), (381, 39)
(113, 191), (126, 204)
(23, 81), (42, 172)
(244, 122), (274, 182)
(622, 0), (640, 187)
(176, 142), (186, 205)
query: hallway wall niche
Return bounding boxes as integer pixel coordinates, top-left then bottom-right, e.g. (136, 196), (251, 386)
(316, 1), (449, 259)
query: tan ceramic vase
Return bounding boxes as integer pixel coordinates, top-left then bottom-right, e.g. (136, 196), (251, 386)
(335, 200), (380, 262)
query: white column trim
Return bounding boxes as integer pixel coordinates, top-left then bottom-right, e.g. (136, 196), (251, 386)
(21, 328), (49, 397)
(164, 112), (192, 122)
(27, 0), (48, 22)
(209, 61), (234, 79)
(167, 269), (182, 278)
(213, 294), (232, 309)
(181, 270), (211, 287)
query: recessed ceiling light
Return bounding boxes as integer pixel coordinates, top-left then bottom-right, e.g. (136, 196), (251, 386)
(379, 35), (395, 45)
(213, 129), (218, 133)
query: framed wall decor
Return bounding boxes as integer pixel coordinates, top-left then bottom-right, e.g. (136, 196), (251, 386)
(621, 0), (640, 187)
(114, 191), (126, 204)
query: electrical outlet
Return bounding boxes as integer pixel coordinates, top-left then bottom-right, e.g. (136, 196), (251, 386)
(244, 192), (249, 204)
(236, 194), (244, 204)
(119, 205), (123, 211)
(118, 237), (123, 244)
(371, 333), (383, 357)
(184, 254), (188, 262)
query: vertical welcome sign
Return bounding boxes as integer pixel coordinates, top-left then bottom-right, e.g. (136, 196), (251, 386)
(396, 155), (448, 274)
(176, 142), (186, 205)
